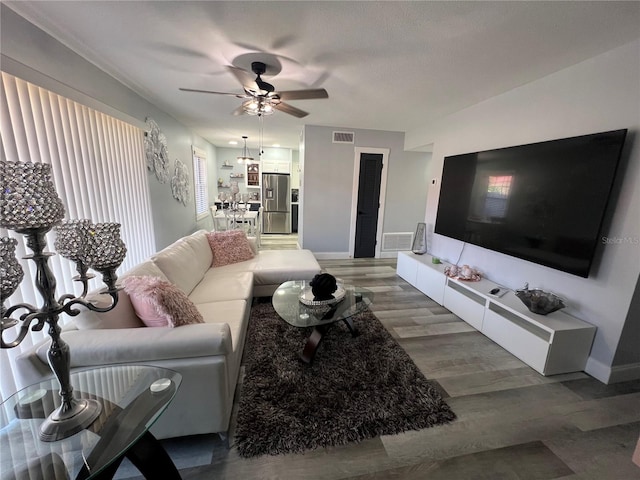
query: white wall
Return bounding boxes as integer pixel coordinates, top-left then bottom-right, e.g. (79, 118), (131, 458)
(613, 275), (640, 368)
(302, 125), (430, 256)
(1, 5), (218, 250)
(291, 150), (300, 189)
(406, 40), (640, 382)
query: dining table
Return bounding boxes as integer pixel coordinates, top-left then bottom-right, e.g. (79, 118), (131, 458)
(213, 208), (259, 236)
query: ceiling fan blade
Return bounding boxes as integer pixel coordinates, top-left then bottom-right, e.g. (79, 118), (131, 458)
(277, 89), (328, 101)
(274, 102), (308, 118)
(179, 87), (247, 98)
(227, 66), (259, 91)
(231, 104), (247, 116)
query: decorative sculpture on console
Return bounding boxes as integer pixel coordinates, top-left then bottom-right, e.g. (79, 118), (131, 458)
(0, 160), (127, 441)
(309, 273), (338, 301)
(515, 283), (566, 315)
(444, 264), (482, 281)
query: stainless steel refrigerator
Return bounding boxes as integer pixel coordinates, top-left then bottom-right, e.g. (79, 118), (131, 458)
(262, 173), (291, 234)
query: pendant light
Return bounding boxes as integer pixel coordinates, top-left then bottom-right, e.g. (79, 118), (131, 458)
(236, 136), (254, 164)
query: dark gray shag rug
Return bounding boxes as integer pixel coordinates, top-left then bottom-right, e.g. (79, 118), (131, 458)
(234, 302), (456, 458)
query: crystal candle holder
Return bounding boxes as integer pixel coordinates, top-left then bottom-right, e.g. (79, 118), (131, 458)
(0, 161), (65, 231)
(82, 222), (127, 271)
(0, 237), (24, 310)
(1, 159), (127, 441)
(54, 219), (92, 263)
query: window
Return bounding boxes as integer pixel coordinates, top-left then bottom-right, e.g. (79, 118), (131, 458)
(485, 175), (513, 219)
(1, 72), (155, 399)
(193, 147), (208, 219)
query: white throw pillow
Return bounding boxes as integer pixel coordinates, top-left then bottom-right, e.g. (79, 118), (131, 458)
(74, 290), (144, 330)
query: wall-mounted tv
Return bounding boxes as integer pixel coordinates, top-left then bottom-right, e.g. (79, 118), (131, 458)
(434, 129), (627, 277)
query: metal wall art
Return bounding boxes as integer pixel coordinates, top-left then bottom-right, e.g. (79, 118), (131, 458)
(144, 117), (169, 183)
(171, 158), (190, 206)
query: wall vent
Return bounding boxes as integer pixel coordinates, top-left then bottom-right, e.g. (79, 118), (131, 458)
(382, 232), (414, 251)
(332, 131), (355, 144)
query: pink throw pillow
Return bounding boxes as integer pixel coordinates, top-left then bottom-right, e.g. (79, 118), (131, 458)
(206, 230), (255, 267)
(121, 276), (204, 328)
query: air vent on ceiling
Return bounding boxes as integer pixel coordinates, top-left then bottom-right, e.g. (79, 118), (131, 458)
(333, 131), (355, 144)
(382, 232), (414, 251)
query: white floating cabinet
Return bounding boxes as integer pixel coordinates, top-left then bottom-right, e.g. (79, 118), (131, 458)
(482, 303), (550, 374)
(396, 251), (596, 376)
(396, 250), (419, 285)
(443, 279), (485, 331)
(416, 261), (447, 305)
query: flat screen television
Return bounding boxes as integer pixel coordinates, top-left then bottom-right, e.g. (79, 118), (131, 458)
(434, 129), (627, 277)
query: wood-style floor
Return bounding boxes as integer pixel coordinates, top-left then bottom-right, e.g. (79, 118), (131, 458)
(118, 235), (640, 480)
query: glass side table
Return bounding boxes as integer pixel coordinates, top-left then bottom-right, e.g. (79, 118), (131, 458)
(0, 365), (182, 480)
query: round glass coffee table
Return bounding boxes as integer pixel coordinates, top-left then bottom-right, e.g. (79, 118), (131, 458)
(272, 280), (374, 363)
(0, 364), (182, 479)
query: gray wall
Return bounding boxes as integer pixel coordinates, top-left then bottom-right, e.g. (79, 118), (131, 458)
(1, 4), (217, 250)
(302, 126), (429, 255)
(406, 40), (640, 382)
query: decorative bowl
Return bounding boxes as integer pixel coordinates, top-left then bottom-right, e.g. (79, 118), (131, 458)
(515, 286), (566, 315)
(299, 286), (346, 306)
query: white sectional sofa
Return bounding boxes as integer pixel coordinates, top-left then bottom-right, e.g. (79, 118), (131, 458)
(14, 230), (321, 439)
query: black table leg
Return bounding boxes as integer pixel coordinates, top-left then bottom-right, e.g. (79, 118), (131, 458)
(77, 432), (180, 480)
(126, 431), (182, 479)
(300, 316), (360, 364)
(300, 326), (327, 364)
(75, 383), (181, 480)
(342, 317), (359, 336)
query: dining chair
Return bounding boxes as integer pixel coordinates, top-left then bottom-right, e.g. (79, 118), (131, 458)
(210, 205), (228, 231)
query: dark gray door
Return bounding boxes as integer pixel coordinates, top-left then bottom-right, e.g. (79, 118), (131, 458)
(354, 153), (383, 258)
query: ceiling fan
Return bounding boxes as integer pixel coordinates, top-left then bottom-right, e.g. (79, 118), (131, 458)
(179, 61), (328, 118)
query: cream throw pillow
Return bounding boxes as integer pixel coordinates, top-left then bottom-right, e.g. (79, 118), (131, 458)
(74, 290), (144, 330)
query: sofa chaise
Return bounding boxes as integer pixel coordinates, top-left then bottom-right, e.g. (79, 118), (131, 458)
(14, 230), (321, 439)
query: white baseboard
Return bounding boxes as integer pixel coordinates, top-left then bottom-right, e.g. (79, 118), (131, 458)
(585, 357), (640, 384)
(585, 357), (613, 383)
(609, 362), (640, 383)
(314, 251), (400, 260)
(313, 252), (351, 260)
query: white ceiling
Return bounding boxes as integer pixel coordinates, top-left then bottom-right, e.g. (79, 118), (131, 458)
(6, 1), (640, 150)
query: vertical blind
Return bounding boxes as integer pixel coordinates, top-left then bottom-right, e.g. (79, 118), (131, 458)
(0, 72), (156, 400)
(192, 147), (208, 218)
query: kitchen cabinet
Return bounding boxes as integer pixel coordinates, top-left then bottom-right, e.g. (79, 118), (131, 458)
(246, 162), (260, 188)
(261, 158), (290, 173)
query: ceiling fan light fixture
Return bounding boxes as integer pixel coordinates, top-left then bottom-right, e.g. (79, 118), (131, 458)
(236, 136), (254, 164)
(243, 98), (275, 116)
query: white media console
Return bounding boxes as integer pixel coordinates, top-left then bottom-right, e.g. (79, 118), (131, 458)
(397, 251), (596, 376)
